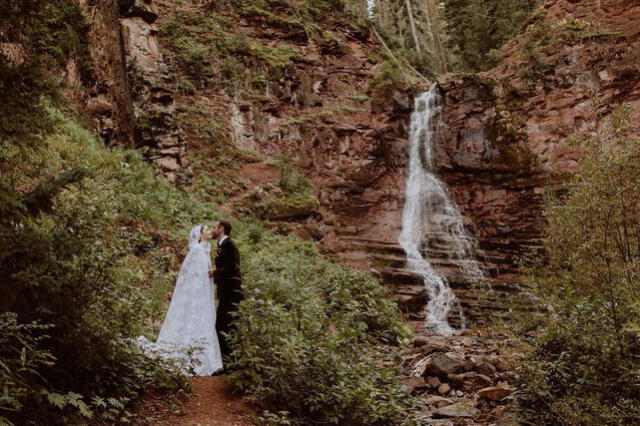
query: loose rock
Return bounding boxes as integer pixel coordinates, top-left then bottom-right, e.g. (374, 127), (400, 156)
(423, 352), (465, 378)
(433, 401), (480, 419)
(426, 376), (442, 388)
(477, 384), (514, 401)
(402, 377), (428, 395)
(448, 372), (493, 392)
(437, 383), (451, 395)
(426, 395), (453, 409)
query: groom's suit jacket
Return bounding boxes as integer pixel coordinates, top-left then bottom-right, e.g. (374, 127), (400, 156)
(214, 237), (243, 304)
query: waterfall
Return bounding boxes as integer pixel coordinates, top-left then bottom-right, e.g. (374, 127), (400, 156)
(367, 0), (375, 16)
(398, 86), (485, 335)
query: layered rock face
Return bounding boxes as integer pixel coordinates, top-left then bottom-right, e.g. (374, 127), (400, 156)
(73, 0), (640, 323)
(145, 0), (639, 323)
(401, 0), (640, 320)
(439, 0), (640, 261)
(77, 0), (187, 182)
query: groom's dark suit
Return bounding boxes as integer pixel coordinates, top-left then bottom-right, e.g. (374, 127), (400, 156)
(214, 236), (243, 357)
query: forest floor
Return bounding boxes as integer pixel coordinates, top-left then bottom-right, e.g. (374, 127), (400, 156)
(134, 377), (255, 425)
(133, 324), (520, 425)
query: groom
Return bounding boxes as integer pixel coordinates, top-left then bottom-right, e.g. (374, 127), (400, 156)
(209, 220), (243, 361)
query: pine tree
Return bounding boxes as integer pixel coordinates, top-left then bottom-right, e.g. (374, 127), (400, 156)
(441, 0), (539, 71)
(373, 0), (451, 75)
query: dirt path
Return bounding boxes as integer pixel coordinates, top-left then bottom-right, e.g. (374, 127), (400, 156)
(136, 377), (255, 425)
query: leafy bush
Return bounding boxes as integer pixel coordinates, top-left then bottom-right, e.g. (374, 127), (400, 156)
(369, 60), (405, 97)
(228, 235), (412, 424)
(517, 105), (640, 424)
(239, 157), (320, 221)
(0, 313), (54, 424)
(0, 106), (202, 423)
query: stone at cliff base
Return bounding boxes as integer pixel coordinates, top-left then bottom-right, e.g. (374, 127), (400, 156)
(477, 384), (514, 401)
(402, 377), (428, 395)
(155, 157), (179, 171)
(433, 401), (480, 418)
(426, 376), (442, 388)
(413, 336), (448, 355)
(475, 360), (497, 377)
(423, 352), (465, 378)
(426, 395), (453, 409)
(448, 372), (493, 392)
(437, 383), (451, 395)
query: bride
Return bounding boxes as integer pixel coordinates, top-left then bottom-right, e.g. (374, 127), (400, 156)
(139, 225), (223, 376)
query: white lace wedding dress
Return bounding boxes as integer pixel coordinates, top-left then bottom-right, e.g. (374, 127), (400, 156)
(139, 225), (223, 376)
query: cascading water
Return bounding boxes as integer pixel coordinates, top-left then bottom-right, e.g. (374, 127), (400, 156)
(367, 0), (375, 16)
(398, 85), (485, 336)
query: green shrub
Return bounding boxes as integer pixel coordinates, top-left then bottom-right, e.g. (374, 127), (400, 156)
(0, 313), (54, 425)
(244, 157), (320, 220)
(369, 61), (405, 96)
(228, 235), (412, 424)
(518, 105), (640, 424)
(0, 107), (199, 423)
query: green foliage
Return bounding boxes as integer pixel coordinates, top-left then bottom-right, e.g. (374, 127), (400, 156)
(274, 156), (311, 195)
(243, 157), (320, 220)
(515, 16), (620, 91)
(0, 107), (198, 423)
(0, 0), (93, 221)
(160, 0), (365, 90)
(442, 0), (540, 71)
(230, 0), (366, 35)
(518, 105), (640, 424)
(559, 17), (621, 43)
(28, 1), (93, 80)
(369, 60), (405, 96)
(160, 8), (301, 88)
(0, 313), (54, 425)
(227, 235), (412, 424)
(516, 38), (551, 91)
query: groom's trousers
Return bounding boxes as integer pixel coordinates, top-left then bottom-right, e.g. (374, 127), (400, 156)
(216, 277), (243, 357)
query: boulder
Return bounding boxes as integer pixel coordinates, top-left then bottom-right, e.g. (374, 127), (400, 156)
(475, 360), (497, 377)
(433, 401), (480, 419)
(477, 384), (514, 402)
(402, 377), (428, 395)
(426, 395), (453, 409)
(423, 352), (465, 379)
(425, 376), (442, 388)
(437, 383), (451, 395)
(413, 336), (447, 355)
(448, 372), (493, 392)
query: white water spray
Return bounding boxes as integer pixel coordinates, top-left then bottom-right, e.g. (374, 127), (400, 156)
(398, 86), (485, 335)
(367, 0), (375, 17)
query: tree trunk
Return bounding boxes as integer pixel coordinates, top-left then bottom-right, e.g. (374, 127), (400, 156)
(404, 0), (421, 52)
